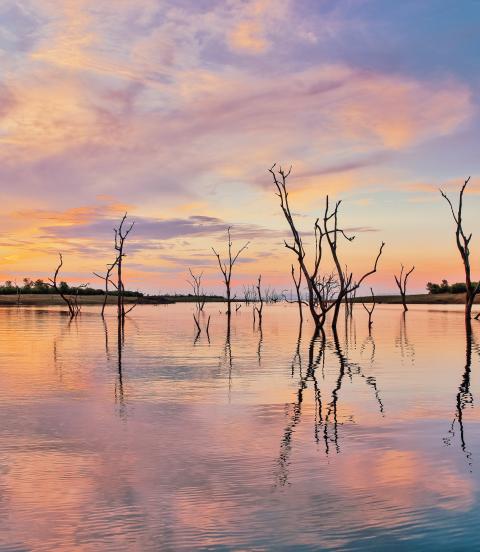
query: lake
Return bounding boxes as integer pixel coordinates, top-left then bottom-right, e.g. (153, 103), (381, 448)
(0, 303), (479, 551)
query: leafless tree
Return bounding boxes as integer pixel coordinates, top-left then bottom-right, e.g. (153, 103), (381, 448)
(282, 263), (307, 323)
(193, 311), (202, 340)
(394, 264), (415, 312)
(93, 256), (120, 316)
(270, 164), (384, 331)
(243, 284), (256, 305)
(187, 268), (206, 311)
(48, 253), (87, 317)
(362, 288), (376, 331)
(440, 177), (480, 322)
(114, 213), (135, 320)
(254, 274), (264, 325)
(212, 227), (249, 316)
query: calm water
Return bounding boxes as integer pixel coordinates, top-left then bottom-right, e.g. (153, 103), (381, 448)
(1, 303), (479, 551)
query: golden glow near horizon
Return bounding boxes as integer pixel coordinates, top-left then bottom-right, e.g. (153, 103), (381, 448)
(0, 1), (479, 294)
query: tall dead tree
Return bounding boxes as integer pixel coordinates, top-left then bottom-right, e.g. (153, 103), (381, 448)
(48, 253), (86, 317)
(93, 256), (120, 317)
(440, 177), (480, 322)
(212, 227), (249, 316)
(270, 164), (384, 332)
(114, 213), (135, 320)
(394, 264), (415, 312)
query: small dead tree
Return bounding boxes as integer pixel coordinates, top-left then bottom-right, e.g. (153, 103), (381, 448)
(270, 164), (384, 332)
(282, 263), (306, 323)
(243, 284), (256, 305)
(187, 268), (206, 311)
(114, 213), (135, 320)
(394, 264), (415, 312)
(254, 275), (264, 325)
(440, 177), (480, 322)
(212, 227), (249, 316)
(93, 256), (120, 317)
(362, 288), (376, 331)
(48, 253), (86, 317)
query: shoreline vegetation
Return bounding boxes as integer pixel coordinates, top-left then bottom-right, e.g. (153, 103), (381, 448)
(0, 292), (477, 307)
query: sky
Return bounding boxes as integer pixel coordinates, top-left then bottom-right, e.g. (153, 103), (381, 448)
(0, 0), (480, 295)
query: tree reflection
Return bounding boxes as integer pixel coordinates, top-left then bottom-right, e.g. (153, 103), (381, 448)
(115, 317), (126, 418)
(395, 312), (415, 363)
(276, 326), (385, 486)
(444, 321), (474, 470)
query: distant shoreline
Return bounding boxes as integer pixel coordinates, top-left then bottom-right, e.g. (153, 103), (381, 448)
(0, 292), (474, 307)
(0, 294), (224, 306)
(354, 293), (474, 305)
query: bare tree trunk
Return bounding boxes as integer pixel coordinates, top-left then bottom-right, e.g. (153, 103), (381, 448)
(394, 264), (415, 312)
(93, 257), (120, 317)
(187, 268), (206, 312)
(48, 253), (87, 317)
(114, 213), (135, 321)
(362, 288), (376, 332)
(212, 227), (249, 316)
(254, 274), (264, 326)
(440, 177), (480, 322)
(291, 263), (303, 323)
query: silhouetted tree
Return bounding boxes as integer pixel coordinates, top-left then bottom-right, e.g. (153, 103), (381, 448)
(93, 256), (120, 317)
(254, 274), (264, 326)
(187, 268), (206, 312)
(270, 164), (384, 332)
(48, 253), (87, 317)
(394, 264), (415, 312)
(440, 177), (480, 322)
(362, 287), (376, 331)
(114, 213), (135, 320)
(212, 227), (249, 316)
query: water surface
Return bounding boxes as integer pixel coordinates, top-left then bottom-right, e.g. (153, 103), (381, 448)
(1, 303), (479, 550)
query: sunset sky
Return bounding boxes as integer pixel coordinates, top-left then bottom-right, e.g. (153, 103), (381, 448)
(1, 0), (479, 294)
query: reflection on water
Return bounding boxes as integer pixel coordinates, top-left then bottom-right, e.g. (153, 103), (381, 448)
(1, 304), (480, 550)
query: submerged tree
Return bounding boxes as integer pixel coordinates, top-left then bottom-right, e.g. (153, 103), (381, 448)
(93, 257), (120, 317)
(269, 164), (384, 332)
(114, 213), (135, 320)
(212, 227), (249, 316)
(362, 287), (376, 331)
(394, 264), (415, 312)
(254, 274), (264, 326)
(187, 268), (206, 312)
(48, 253), (87, 317)
(440, 177), (480, 323)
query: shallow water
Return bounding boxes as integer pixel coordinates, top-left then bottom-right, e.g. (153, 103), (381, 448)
(0, 303), (479, 551)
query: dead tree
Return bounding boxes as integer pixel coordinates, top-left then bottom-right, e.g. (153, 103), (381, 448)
(270, 164), (384, 332)
(362, 288), (376, 331)
(212, 227), (249, 316)
(48, 253), (86, 317)
(254, 275), (264, 325)
(243, 284), (256, 305)
(440, 177), (480, 322)
(93, 256), (120, 317)
(193, 311), (202, 341)
(114, 213), (135, 320)
(187, 268), (206, 311)
(394, 264), (415, 312)
(282, 264), (306, 323)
